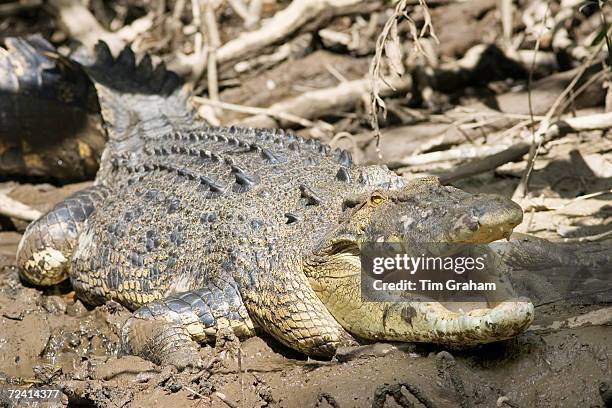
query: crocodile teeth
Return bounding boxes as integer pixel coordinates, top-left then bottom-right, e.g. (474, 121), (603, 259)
(385, 300), (535, 345)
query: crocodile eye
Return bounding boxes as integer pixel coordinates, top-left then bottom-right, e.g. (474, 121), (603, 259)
(370, 193), (384, 205)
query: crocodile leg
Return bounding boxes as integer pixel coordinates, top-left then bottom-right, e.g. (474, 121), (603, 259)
(17, 185), (108, 286)
(121, 287), (255, 368)
(240, 257), (358, 358)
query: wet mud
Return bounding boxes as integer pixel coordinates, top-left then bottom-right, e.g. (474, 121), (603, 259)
(0, 183), (610, 408)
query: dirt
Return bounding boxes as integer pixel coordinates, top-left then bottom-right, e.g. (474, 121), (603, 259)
(2, 0), (612, 405)
(0, 183), (610, 408)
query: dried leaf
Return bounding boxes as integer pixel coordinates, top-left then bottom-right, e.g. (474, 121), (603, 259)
(384, 20), (404, 77)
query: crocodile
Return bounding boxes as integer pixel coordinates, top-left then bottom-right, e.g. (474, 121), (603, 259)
(14, 38), (535, 368)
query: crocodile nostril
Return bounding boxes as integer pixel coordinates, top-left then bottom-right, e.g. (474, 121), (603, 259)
(466, 217), (480, 232)
(470, 207), (485, 218)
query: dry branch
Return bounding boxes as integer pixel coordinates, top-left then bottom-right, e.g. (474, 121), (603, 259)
(438, 111), (612, 183)
(237, 74), (412, 129)
(0, 193), (41, 222)
(529, 306), (612, 331)
(216, 0), (376, 64)
(49, 0), (152, 54)
(389, 144), (509, 168)
(193, 96), (321, 128)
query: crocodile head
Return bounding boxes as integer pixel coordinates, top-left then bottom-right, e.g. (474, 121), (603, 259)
(304, 176), (534, 347)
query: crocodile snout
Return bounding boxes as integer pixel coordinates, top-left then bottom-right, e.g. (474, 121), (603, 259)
(450, 194), (523, 244)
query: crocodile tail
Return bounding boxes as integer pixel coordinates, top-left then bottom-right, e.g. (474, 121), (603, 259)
(0, 35), (105, 180)
(85, 41), (194, 135)
(82, 42), (198, 180)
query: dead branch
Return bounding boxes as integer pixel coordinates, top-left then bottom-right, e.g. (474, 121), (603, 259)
(227, 0), (258, 27)
(233, 34), (312, 73)
(438, 111), (612, 183)
(389, 144), (509, 168)
(514, 36), (608, 198)
(237, 74), (412, 129)
(0, 193), (42, 222)
(216, 0), (376, 64)
(529, 306), (612, 331)
(213, 392), (240, 408)
(360, 43), (586, 164)
(193, 96), (322, 128)
(201, 0), (222, 121)
(49, 0), (152, 55)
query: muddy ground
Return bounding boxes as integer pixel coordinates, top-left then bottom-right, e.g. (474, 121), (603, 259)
(1, 0), (612, 406)
(0, 181), (610, 408)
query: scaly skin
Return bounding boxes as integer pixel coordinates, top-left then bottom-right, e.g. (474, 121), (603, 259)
(15, 39), (535, 368)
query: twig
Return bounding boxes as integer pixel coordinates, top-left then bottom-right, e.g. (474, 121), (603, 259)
(567, 188), (612, 203)
(233, 33), (311, 73)
(184, 385), (239, 408)
(438, 143), (531, 184)
(190, 0), (207, 81)
(227, 0), (257, 27)
(439, 111), (612, 183)
(560, 229), (612, 242)
(193, 97), (322, 128)
(253, 74), (412, 128)
(325, 62), (350, 83)
(527, 4), (551, 136)
(248, 0), (262, 26)
(499, 0), (514, 47)
(49, 0), (152, 55)
(369, 0), (437, 160)
(217, 0), (375, 64)
(391, 144), (509, 168)
(184, 386), (205, 398)
(557, 68), (610, 115)
(0, 193), (42, 221)
(514, 37), (607, 198)
(188, 356), (221, 383)
(212, 73), (411, 129)
(529, 306), (612, 331)
(214, 391), (240, 408)
(203, 0), (221, 117)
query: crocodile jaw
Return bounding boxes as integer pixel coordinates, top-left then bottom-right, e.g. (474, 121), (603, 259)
(374, 299), (534, 346)
(305, 254), (534, 346)
(305, 177), (534, 346)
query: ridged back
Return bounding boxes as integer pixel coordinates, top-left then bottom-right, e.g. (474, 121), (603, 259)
(81, 42), (198, 182)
